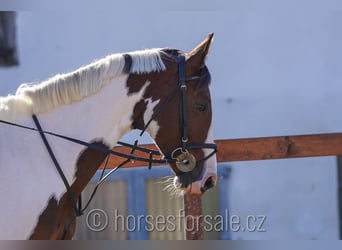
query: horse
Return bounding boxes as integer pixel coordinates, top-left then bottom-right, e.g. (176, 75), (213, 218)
(0, 34), (217, 239)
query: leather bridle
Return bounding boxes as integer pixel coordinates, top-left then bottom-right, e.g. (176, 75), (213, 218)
(0, 53), (217, 218)
(138, 54), (217, 173)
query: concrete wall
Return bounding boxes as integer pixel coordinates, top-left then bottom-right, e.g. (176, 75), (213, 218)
(1, 0), (341, 239)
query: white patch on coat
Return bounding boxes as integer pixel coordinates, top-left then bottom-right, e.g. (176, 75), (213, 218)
(143, 96), (160, 139)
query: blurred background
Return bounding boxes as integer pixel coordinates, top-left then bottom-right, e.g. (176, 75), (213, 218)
(1, 0), (342, 239)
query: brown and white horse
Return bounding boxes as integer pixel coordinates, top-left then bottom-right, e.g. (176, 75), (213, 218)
(0, 34), (217, 239)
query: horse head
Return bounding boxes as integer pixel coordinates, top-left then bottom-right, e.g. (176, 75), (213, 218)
(128, 34), (217, 195)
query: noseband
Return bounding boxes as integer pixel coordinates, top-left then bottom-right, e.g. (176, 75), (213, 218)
(0, 53), (217, 218)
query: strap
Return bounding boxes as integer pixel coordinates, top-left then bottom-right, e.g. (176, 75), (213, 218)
(32, 115), (82, 216)
(178, 54), (186, 85)
(0, 117), (174, 164)
(178, 54), (188, 151)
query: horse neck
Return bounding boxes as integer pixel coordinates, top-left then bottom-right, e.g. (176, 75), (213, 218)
(31, 74), (149, 195)
(38, 74), (147, 148)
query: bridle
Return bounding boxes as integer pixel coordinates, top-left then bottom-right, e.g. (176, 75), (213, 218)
(0, 53), (217, 219)
(137, 54), (217, 172)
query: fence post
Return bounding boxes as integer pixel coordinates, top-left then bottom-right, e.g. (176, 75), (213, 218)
(183, 193), (203, 240)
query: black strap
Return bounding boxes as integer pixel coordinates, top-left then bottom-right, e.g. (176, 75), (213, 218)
(32, 116), (140, 217)
(32, 115), (82, 216)
(0, 117), (173, 164)
(0, 115), (217, 169)
(178, 54), (188, 151)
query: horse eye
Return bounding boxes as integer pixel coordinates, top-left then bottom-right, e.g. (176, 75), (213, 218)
(195, 103), (207, 112)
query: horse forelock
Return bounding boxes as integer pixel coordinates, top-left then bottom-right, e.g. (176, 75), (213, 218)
(0, 48), (166, 119)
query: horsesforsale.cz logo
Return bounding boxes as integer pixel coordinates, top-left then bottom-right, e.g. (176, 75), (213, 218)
(85, 208), (267, 233)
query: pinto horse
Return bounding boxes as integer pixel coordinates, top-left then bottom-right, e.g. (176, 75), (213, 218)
(0, 34), (217, 239)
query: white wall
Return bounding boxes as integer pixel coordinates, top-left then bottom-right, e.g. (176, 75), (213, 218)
(1, 0), (341, 239)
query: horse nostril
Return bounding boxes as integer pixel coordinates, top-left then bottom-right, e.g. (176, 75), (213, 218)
(200, 176), (215, 193)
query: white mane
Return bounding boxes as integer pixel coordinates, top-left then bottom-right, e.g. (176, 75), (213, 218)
(0, 48), (166, 121)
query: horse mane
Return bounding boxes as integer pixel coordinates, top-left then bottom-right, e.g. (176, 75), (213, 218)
(0, 48), (166, 120)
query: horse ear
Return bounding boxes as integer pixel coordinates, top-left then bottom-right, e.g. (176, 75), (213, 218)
(186, 33), (214, 68)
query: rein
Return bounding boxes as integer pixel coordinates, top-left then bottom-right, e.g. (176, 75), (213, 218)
(0, 54), (217, 221)
(0, 117), (171, 166)
(0, 116), (168, 217)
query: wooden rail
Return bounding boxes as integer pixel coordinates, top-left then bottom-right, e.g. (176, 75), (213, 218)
(107, 133), (342, 168)
(105, 132), (342, 240)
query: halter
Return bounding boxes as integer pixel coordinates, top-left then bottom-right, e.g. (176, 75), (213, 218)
(0, 53), (217, 218)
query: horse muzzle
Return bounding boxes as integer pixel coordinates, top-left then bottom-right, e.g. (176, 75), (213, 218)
(173, 159), (217, 195)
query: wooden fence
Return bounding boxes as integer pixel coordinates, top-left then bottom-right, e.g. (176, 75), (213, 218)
(106, 132), (342, 240)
